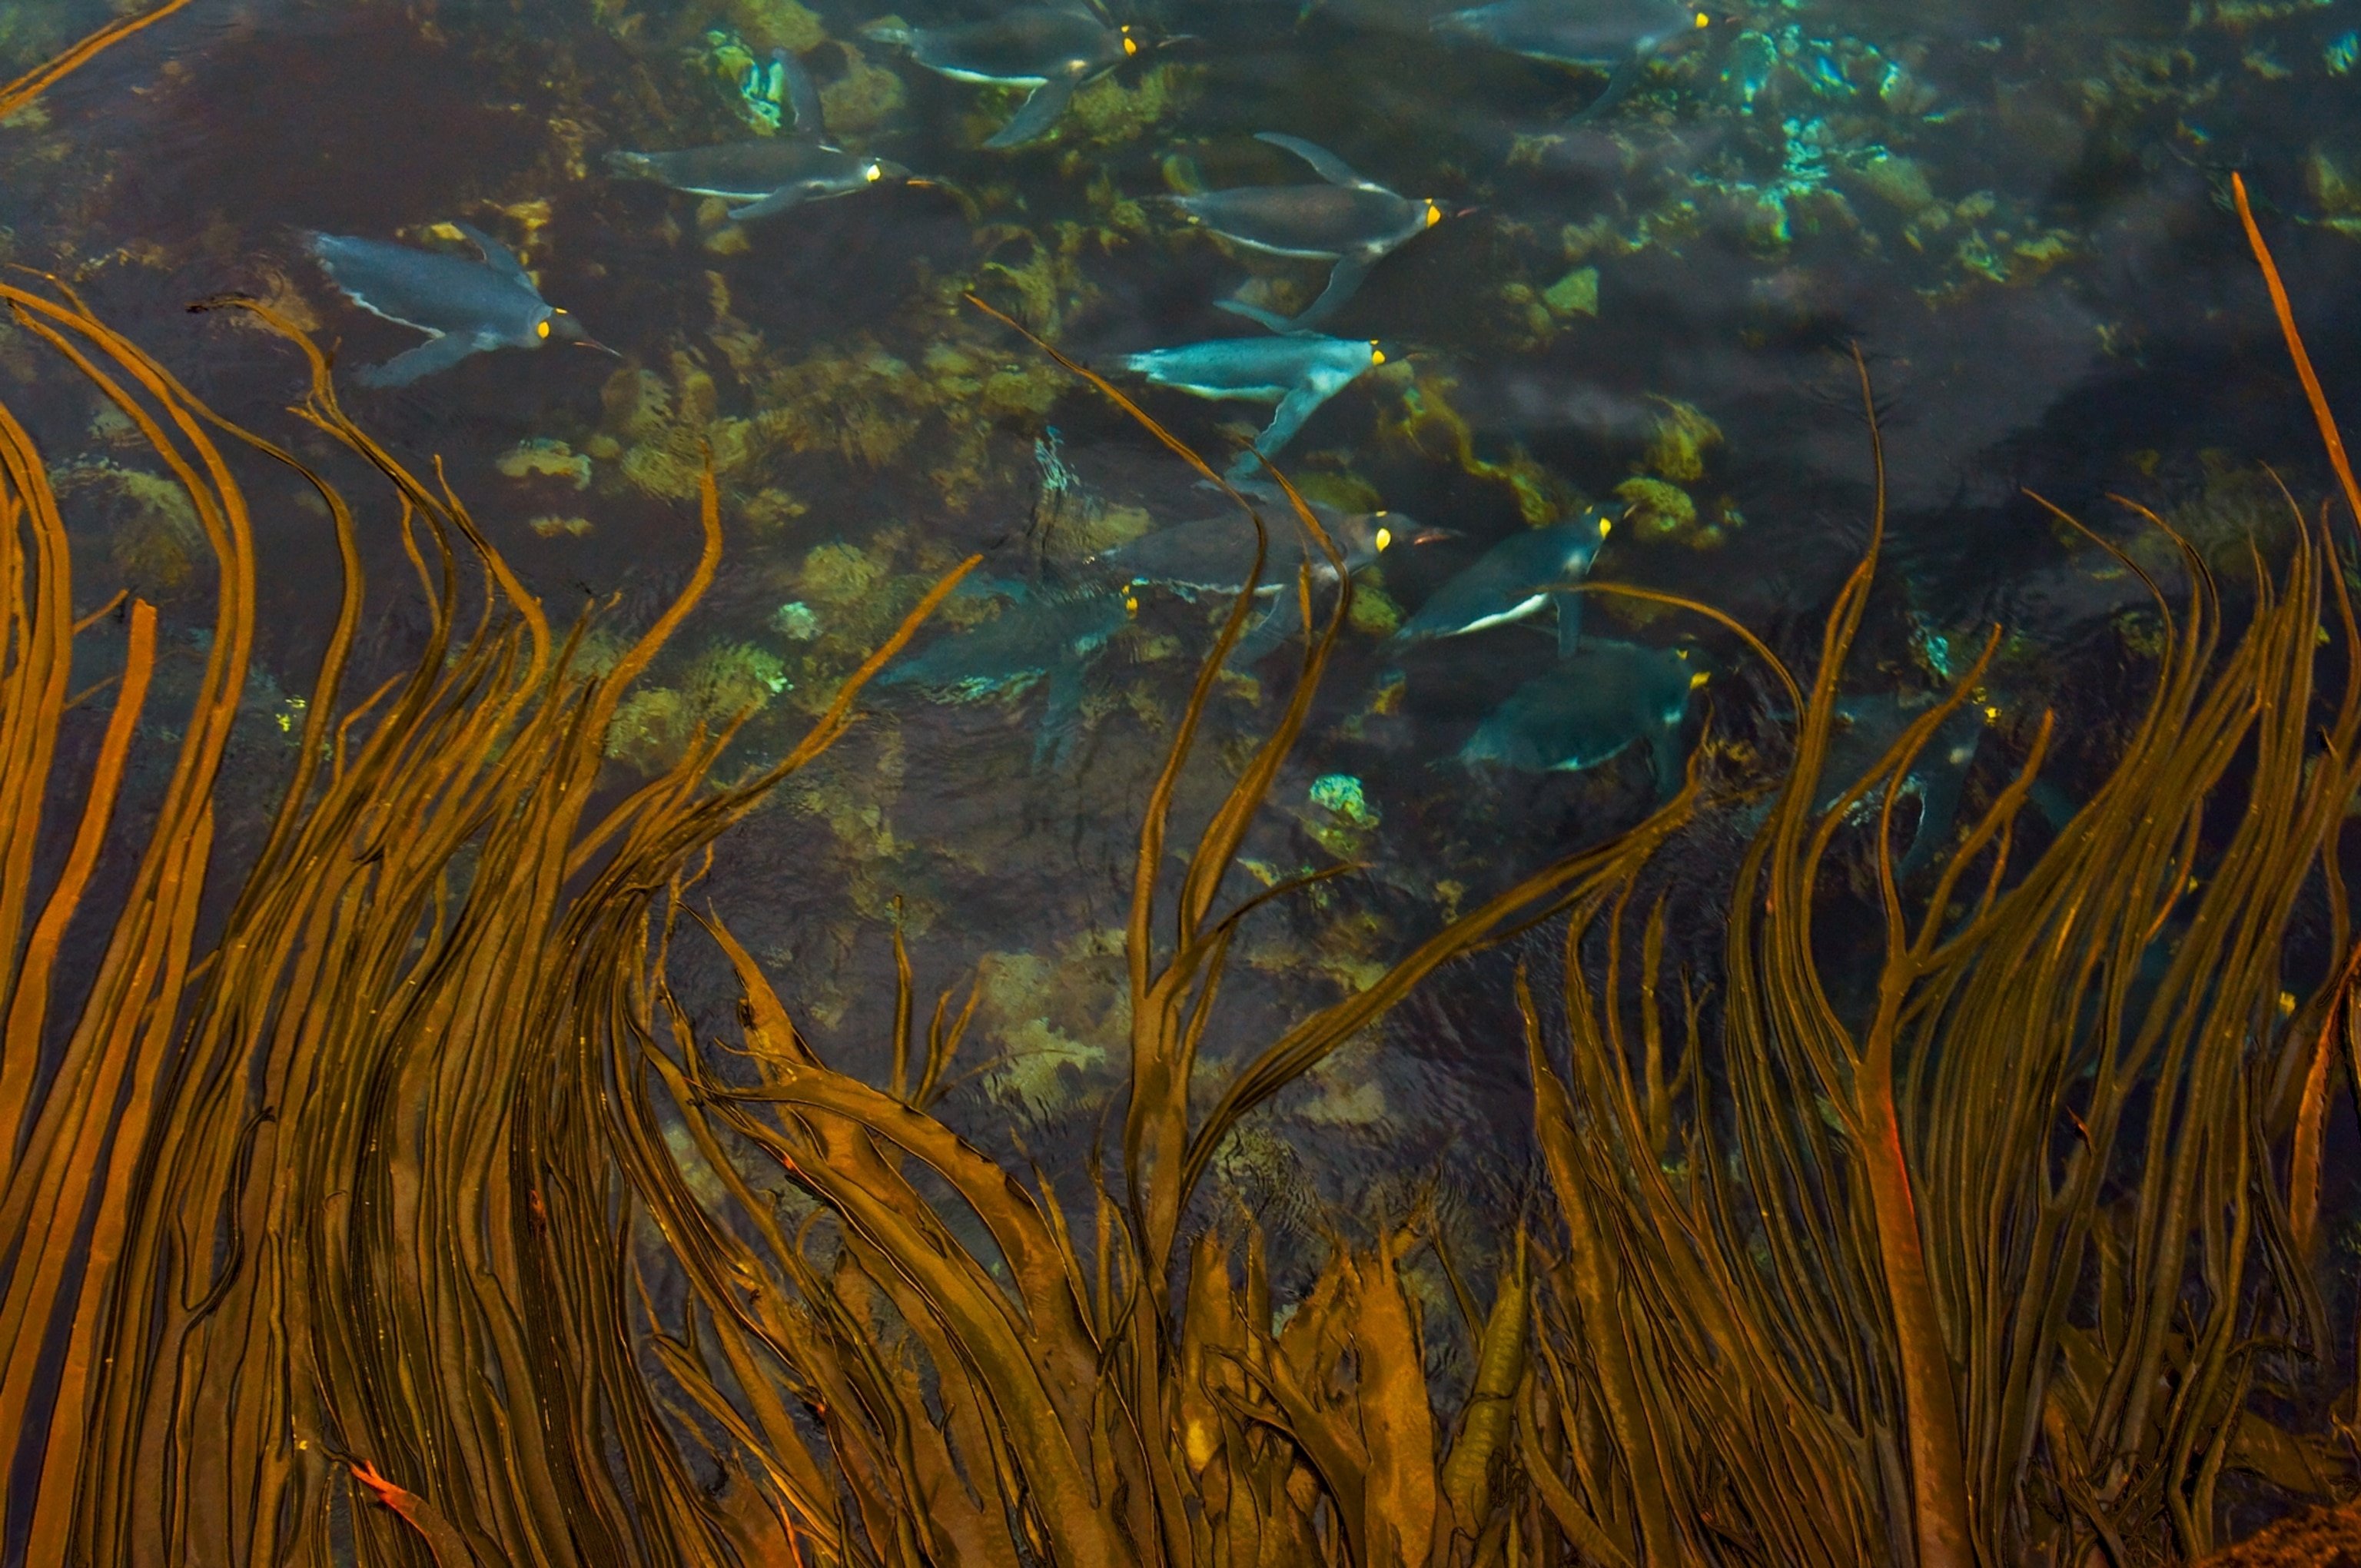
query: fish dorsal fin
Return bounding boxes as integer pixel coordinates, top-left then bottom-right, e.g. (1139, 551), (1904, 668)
(449, 223), (536, 291)
(776, 48), (827, 139)
(1256, 131), (1378, 191)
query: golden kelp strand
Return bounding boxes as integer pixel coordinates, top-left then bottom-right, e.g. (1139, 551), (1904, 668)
(0, 0), (198, 121)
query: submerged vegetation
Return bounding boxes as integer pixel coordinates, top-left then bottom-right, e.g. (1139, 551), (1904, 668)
(11, 8), (2361, 1566)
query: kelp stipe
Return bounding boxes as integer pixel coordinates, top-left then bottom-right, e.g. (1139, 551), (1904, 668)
(1517, 204), (2361, 1564)
(593, 306), (1630, 1566)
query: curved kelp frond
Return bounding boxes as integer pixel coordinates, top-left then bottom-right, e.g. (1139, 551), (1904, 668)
(1517, 199), (2361, 1565)
(0, 280), (965, 1566)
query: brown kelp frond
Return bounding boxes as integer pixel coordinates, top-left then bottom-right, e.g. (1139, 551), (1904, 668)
(0, 0), (198, 120)
(1522, 205), (2361, 1566)
(0, 277), (966, 1567)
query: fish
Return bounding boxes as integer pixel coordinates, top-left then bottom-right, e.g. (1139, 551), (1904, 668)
(1108, 334), (1388, 482)
(1392, 508), (1612, 656)
(1094, 486), (1440, 662)
(306, 224), (615, 387)
(879, 584), (1137, 765)
(1166, 132), (1445, 331)
(1430, 0), (1721, 122)
(865, 6), (1146, 148)
(607, 49), (910, 221)
(1458, 637), (1704, 799)
(1815, 693), (1990, 876)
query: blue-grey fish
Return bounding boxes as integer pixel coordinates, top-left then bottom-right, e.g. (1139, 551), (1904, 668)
(307, 224), (612, 387)
(1168, 133), (1445, 331)
(1393, 508), (1612, 656)
(1459, 638), (1703, 799)
(1431, 0), (1718, 122)
(865, 6), (1145, 148)
(880, 584), (1137, 765)
(608, 50), (910, 221)
(1816, 693), (1990, 876)
(1095, 487), (1439, 662)
(1109, 334), (1387, 482)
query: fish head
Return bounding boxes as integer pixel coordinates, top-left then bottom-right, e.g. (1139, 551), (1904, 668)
(864, 156), (913, 184)
(1119, 22), (1141, 55)
(538, 308), (622, 359)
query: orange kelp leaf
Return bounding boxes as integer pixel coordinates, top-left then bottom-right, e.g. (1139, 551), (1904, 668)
(0, 0), (198, 119)
(1354, 1228), (1439, 1566)
(2233, 174), (2361, 537)
(348, 1459), (477, 1568)
(1438, 1231), (1528, 1540)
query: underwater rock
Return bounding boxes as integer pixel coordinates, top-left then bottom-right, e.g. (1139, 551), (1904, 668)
(307, 224), (613, 387)
(1458, 636), (1704, 799)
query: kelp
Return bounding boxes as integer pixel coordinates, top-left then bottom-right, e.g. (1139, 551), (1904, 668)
(2, 1), (2360, 1551)
(0, 0), (197, 119)
(0, 278), (967, 1566)
(1513, 184), (2361, 1566)
(576, 307), (1624, 1566)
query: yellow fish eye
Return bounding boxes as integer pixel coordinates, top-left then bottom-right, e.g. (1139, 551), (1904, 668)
(1122, 32), (1138, 54)
(1690, 669), (1710, 689)
(1368, 341), (1386, 365)
(1374, 527), (1393, 551)
(865, 162), (883, 181)
(536, 319), (552, 340)
(1598, 514), (1612, 537)
(1694, 10), (1709, 25)
(1124, 590), (1138, 613)
(1425, 201), (1443, 228)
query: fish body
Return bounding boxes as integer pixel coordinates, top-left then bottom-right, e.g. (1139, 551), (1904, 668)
(881, 584), (1134, 765)
(1112, 334), (1385, 480)
(1394, 509), (1611, 655)
(866, 7), (1142, 147)
(1432, 0), (1715, 122)
(1816, 694), (1989, 875)
(609, 51), (909, 221)
(1097, 502), (1401, 593)
(1168, 133), (1443, 329)
(1459, 638), (1702, 798)
(1431, 0), (1702, 67)
(307, 225), (598, 387)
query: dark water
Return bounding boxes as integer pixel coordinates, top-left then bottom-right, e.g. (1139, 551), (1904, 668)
(5, 0), (2359, 1241)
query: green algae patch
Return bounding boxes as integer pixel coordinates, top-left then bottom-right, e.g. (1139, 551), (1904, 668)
(1541, 265), (1599, 318)
(496, 437), (592, 489)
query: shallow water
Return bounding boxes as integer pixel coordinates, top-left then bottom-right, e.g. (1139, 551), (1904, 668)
(5, 0), (2359, 1263)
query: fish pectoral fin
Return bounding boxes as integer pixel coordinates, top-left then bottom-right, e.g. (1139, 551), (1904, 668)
(448, 222), (535, 289)
(1254, 131), (1373, 190)
(353, 331), (477, 388)
(1566, 49), (1646, 125)
(777, 48), (827, 136)
(1032, 659), (1089, 768)
(1254, 380), (1337, 463)
(1289, 251), (1376, 331)
(1228, 585), (1307, 667)
(985, 75), (1079, 148)
(1553, 591), (1584, 656)
(728, 184), (819, 222)
(1213, 297), (1299, 333)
